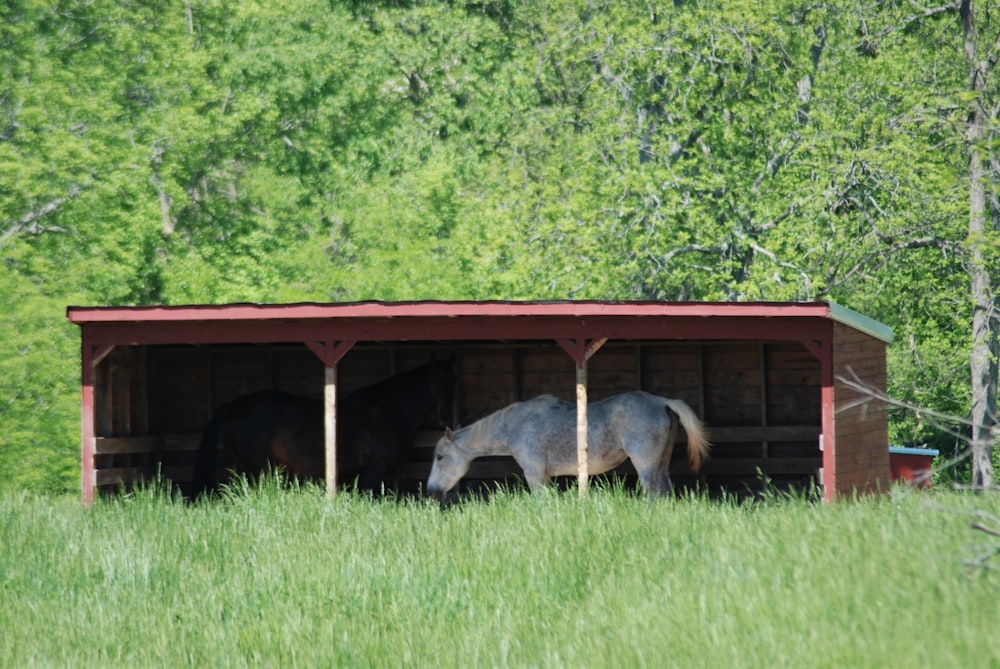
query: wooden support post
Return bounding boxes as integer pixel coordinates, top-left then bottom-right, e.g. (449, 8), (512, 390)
(558, 336), (608, 498)
(801, 334), (835, 503)
(81, 344), (96, 507)
(305, 339), (356, 498)
(820, 348), (836, 503)
(576, 362), (588, 497)
(325, 365), (337, 498)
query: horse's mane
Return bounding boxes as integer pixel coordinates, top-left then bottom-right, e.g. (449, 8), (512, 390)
(456, 395), (555, 447)
(456, 402), (513, 444)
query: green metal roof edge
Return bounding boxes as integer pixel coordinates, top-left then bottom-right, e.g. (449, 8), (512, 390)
(828, 302), (894, 344)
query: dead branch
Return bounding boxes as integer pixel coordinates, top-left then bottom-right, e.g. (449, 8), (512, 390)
(922, 505), (1000, 573)
(824, 236), (959, 293)
(966, 513), (1000, 572)
(971, 520), (1000, 538)
(836, 367), (975, 430)
(0, 185), (81, 246)
(835, 367), (982, 487)
(857, 3), (957, 57)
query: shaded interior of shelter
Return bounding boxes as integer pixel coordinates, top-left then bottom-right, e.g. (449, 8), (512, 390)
(92, 339), (823, 500)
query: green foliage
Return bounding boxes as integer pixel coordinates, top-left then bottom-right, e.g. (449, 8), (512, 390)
(2, 0), (997, 488)
(2, 487), (1000, 666)
(0, 263), (79, 493)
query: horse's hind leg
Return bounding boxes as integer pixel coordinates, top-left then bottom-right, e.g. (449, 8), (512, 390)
(628, 447), (672, 497)
(631, 423), (678, 497)
(635, 465), (672, 497)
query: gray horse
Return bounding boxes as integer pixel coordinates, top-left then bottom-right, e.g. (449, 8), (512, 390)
(427, 390), (710, 499)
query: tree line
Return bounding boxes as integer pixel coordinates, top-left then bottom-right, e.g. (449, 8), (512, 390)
(2, 0), (998, 491)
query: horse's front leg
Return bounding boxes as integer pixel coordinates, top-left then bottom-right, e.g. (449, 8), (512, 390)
(519, 462), (550, 494)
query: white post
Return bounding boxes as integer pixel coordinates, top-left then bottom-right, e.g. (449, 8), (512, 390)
(325, 365), (337, 497)
(576, 362), (588, 497)
(558, 337), (606, 498)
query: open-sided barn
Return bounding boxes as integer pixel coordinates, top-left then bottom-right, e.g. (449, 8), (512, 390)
(67, 300), (893, 504)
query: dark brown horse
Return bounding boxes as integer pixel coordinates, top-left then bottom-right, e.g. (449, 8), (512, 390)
(192, 357), (457, 498)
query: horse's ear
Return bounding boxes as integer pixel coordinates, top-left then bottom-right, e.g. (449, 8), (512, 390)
(444, 426), (455, 441)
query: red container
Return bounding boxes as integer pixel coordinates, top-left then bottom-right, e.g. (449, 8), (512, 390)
(888, 447), (939, 489)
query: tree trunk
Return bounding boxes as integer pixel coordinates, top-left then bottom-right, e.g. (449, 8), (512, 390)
(963, 0), (997, 488)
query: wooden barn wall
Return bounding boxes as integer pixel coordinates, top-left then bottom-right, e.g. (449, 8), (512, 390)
(831, 323), (890, 495)
(93, 346), (152, 483)
(94, 345), (149, 438)
(92, 339), (825, 497)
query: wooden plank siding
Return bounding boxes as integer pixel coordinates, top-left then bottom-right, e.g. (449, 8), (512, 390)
(831, 323), (890, 496)
(90, 340), (825, 498)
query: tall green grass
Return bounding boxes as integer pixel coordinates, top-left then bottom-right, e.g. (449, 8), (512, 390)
(2, 480), (998, 668)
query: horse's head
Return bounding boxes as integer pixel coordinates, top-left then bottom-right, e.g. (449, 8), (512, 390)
(426, 426), (471, 502)
(425, 354), (457, 428)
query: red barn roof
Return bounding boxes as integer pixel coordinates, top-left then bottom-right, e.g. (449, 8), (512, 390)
(67, 300), (892, 349)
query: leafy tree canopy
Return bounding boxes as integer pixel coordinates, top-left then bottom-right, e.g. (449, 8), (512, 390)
(0, 0), (991, 490)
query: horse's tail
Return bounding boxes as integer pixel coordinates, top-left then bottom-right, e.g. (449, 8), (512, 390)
(663, 398), (710, 474)
(191, 413), (221, 499)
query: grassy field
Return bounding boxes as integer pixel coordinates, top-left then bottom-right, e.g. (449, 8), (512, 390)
(1, 480), (998, 668)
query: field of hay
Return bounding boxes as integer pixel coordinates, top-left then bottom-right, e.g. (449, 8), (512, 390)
(2, 481), (997, 667)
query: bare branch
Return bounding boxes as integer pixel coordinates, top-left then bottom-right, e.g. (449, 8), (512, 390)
(837, 367), (975, 430)
(752, 133), (802, 193)
(835, 368), (976, 480)
(662, 243), (724, 263)
(966, 514), (1000, 572)
(986, 18), (1000, 72)
(0, 185), (81, 246)
(965, 547), (1000, 572)
(824, 236), (959, 293)
(857, 4), (957, 57)
(971, 520), (1000, 539)
(0, 97), (22, 141)
(728, 220), (813, 298)
(924, 506), (1000, 572)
